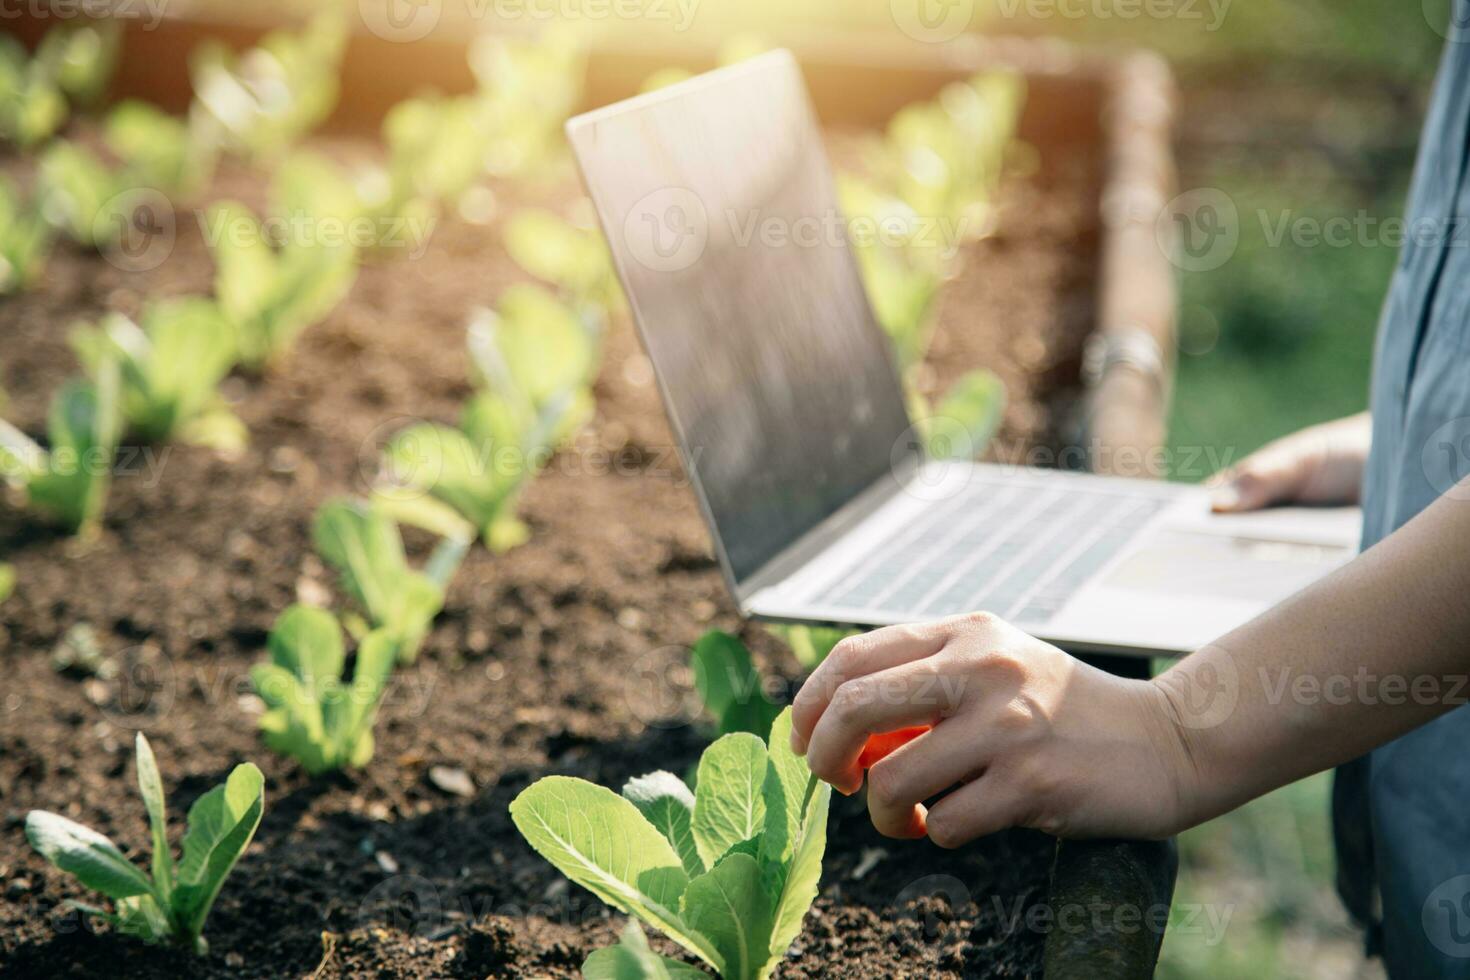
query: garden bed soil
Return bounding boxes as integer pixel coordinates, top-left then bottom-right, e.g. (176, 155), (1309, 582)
(0, 126), (1099, 978)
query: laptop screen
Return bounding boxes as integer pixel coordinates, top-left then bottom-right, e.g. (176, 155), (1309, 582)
(567, 51), (917, 589)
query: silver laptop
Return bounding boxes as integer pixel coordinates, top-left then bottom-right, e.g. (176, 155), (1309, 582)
(565, 50), (1360, 656)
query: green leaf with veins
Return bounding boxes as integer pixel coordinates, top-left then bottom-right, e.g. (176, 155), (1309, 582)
(691, 734), (767, 869)
(624, 771), (704, 879)
(510, 776), (716, 969)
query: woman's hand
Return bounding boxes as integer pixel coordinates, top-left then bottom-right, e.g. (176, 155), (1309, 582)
(789, 613), (1201, 846)
(1208, 412), (1371, 512)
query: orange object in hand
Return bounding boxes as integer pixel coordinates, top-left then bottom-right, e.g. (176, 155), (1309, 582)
(857, 726), (931, 768)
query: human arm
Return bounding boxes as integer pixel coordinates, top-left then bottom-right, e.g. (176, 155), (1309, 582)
(789, 472), (1470, 844)
(1209, 411), (1371, 511)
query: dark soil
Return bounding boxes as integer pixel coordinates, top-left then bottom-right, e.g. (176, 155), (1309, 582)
(0, 120), (1099, 978)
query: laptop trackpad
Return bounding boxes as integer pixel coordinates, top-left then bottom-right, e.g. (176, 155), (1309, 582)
(1098, 530), (1352, 601)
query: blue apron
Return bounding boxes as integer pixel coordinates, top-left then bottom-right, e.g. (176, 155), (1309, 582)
(1337, 7), (1470, 974)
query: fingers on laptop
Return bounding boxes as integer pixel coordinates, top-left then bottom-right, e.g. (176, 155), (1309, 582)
(1209, 445), (1303, 512)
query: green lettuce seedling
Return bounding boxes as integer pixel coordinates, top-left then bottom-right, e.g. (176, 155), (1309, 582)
(0, 175), (51, 295)
(25, 733), (264, 955)
(188, 13), (346, 162)
(36, 141), (144, 249)
(512, 709), (830, 980)
(381, 93), (486, 214)
(206, 198), (357, 369)
(692, 631), (782, 740)
(874, 71), (1025, 239)
(0, 24), (118, 148)
(251, 605), (399, 774)
(503, 207), (621, 314)
(0, 563), (14, 603)
(469, 29), (585, 178)
(0, 36), (65, 148)
(0, 361), (121, 537)
(33, 20), (120, 108)
(105, 100), (217, 199)
(312, 498), (466, 663)
(71, 298), (244, 451)
(766, 624), (854, 671)
(375, 286), (594, 552)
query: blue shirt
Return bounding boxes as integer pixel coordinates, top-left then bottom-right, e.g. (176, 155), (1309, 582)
(1341, 9), (1470, 975)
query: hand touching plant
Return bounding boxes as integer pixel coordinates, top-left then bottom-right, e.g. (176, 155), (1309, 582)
(71, 298), (244, 451)
(25, 733), (264, 955)
(251, 605), (399, 774)
(312, 498), (465, 663)
(512, 709), (830, 979)
(0, 361), (121, 537)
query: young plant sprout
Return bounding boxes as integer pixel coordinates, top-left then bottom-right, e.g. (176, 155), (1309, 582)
(0, 176), (51, 295)
(503, 206), (621, 314)
(0, 22), (119, 148)
(374, 286), (595, 552)
(36, 140), (145, 249)
(872, 71), (1025, 239)
(766, 623), (854, 670)
(188, 12), (347, 162)
(251, 605), (399, 774)
(0, 562), (13, 603)
(105, 100), (217, 200)
(376, 93), (487, 222)
(0, 360), (121, 537)
(205, 198), (357, 369)
(469, 29), (586, 178)
(25, 733), (264, 955)
(692, 631), (782, 740)
(312, 498), (466, 664)
(512, 709), (830, 980)
(71, 297), (244, 451)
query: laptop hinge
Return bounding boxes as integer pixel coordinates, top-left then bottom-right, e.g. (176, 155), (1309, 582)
(735, 459), (918, 608)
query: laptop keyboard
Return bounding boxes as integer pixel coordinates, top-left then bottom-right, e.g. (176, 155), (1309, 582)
(809, 476), (1173, 626)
